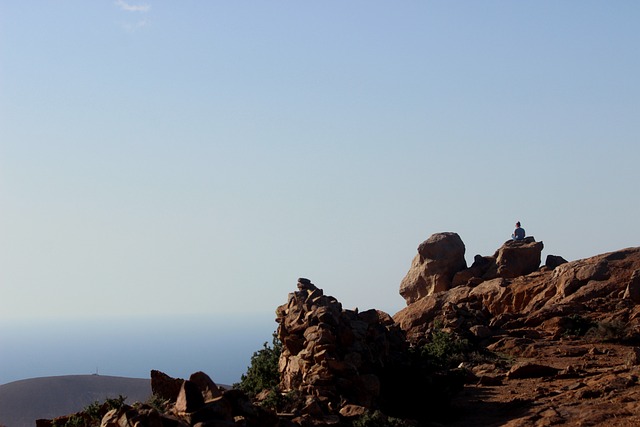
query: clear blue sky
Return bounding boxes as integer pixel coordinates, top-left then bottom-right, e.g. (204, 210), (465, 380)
(1, 1), (639, 322)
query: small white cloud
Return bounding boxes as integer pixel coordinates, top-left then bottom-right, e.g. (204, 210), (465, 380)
(115, 0), (151, 13)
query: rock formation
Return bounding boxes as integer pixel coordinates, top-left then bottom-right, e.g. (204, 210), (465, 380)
(395, 244), (640, 344)
(392, 238), (640, 426)
(486, 237), (544, 279)
(400, 233), (545, 305)
(276, 278), (402, 410)
(275, 277), (456, 424)
(399, 232), (467, 304)
(38, 232), (640, 426)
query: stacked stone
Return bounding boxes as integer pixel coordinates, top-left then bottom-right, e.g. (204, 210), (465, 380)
(275, 278), (406, 419)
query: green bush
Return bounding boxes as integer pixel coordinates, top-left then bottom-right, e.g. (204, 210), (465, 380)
(52, 395), (126, 427)
(563, 314), (597, 337)
(417, 328), (471, 369)
(141, 394), (170, 412)
(352, 410), (415, 427)
(235, 332), (282, 398)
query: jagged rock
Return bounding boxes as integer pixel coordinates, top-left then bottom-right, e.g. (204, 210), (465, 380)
(399, 232), (467, 304)
(175, 380), (206, 414)
(189, 371), (223, 402)
(452, 254), (494, 287)
(151, 370), (184, 403)
(623, 270), (640, 303)
(450, 238), (544, 289)
(545, 254), (568, 270)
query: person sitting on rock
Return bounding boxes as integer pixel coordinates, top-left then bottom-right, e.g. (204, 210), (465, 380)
(512, 221), (526, 241)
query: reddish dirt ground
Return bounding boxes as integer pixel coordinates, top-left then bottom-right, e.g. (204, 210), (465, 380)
(444, 338), (640, 427)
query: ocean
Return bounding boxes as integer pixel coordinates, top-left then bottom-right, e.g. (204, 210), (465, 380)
(0, 313), (278, 386)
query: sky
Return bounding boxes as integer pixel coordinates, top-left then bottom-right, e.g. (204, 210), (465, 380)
(1, 1), (639, 329)
(0, 314), (275, 385)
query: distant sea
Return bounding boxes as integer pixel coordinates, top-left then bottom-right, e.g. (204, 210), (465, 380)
(0, 313), (278, 386)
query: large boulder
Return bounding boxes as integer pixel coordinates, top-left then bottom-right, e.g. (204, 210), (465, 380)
(485, 237), (544, 279)
(399, 232), (467, 304)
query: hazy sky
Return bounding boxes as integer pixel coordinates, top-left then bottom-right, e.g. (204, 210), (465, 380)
(1, 1), (639, 322)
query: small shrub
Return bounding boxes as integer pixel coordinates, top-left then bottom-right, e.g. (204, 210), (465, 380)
(418, 328), (471, 369)
(235, 332), (282, 398)
(352, 410), (415, 427)
(260, 389), (303, 412)
(563, 314), (596, 337)
(585, 320), (628, 342)
(257, 389), (279, 410)
(52, 395), (127, 427)
(143, 393), (170, 412)
(58, 415), (86, 427)
(465, 349), (509, 367)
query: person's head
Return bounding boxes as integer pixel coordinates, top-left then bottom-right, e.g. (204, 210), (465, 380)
(516, 221), (521, 227)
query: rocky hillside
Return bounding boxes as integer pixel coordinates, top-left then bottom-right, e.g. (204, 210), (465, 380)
(38, 233), (640, 426)
(393, 233), (640, 426)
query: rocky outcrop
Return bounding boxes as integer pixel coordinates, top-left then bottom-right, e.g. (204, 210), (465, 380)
(401, 233), (545, 305)
(395, 247), (640, 345)
(275, 278), (464, 424)
(452, 237), (544, 285)
(399, 232), (467, 304)
(394, 245), (640, 426)
(275, 278), (407, 423)
(36, 232), (640, 427)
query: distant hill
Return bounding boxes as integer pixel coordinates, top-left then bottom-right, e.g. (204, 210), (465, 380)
(0, 375), (151, 427)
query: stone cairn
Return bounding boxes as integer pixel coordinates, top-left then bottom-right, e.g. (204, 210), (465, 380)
(275, 278), (408, 422)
